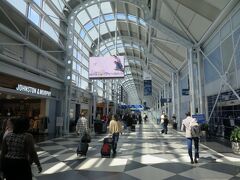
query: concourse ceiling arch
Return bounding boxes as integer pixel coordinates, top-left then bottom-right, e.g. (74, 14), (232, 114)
(65, 0), (237, 104)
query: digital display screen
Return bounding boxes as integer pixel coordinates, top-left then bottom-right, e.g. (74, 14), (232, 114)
(89, 56), (125, 79)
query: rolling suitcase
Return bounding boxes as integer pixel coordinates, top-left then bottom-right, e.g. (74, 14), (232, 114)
(77, 142), (89, 156)
(131, 125), (135, 131)
(101, 137), (112, 158)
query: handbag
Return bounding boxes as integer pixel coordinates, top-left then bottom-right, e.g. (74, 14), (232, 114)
(81, 132), (91, 143)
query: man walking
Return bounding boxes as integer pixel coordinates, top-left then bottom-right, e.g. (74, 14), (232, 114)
(181, 112), (200, 164)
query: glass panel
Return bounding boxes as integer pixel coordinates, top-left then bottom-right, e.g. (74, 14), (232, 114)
(81, 79), (89, 90)
(33, 0), (42, 7)
(106, 41), (114, 47)
(28, 7), (40, 26)
(104, 14), (114, 21)
(88, 27), (98, 40)
(7, 0), (27, 15)
(84, 35), (92, 47)
(100, 45), (106, 51)
(72, 60), (76, 70)
(42, 20), (58, 41)
(107, 21), (116, 31)
(73, 48), (77, 58)
(74, 36), (77, 45)
(87, 4), (99, 19)
(77, 51), (81, 61)
(82, 68), (88, 78)
(100, 2), (113, 14)
(118, 47), (125, 53)
(43, 3), (60, 26)
(128, 15), (137, 23)
(80, 29), (86, 38)
(139, 18), (146, 26)
(52, 0), (64, 12)
(74, 21), (81, 33)
(82, 46), (89, 56)
(234, 27), (240, 69)
(72, 73), (76, 83)
(84, 21), (94, 31)
(76, 63), (80, 73)
(117, 13), (126, 20)
(99, 23), (108, 35)
(77, 10), (90, 25)
(82, 56), (89, 68)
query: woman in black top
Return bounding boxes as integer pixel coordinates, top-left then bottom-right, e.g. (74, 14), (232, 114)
(1, 117), (42, 180)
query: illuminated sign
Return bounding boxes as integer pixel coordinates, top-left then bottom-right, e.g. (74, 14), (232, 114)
(89, 56), (125, 78)
(16, 84), (51, 96)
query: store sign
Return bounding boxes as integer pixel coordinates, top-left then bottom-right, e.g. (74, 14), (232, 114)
(16, 84), (51, 96)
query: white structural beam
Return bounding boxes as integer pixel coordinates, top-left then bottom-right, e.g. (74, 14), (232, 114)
(94, 35), (176, 72)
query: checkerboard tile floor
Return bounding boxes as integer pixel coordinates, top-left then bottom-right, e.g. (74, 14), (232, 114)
(32, 117), (240, 180)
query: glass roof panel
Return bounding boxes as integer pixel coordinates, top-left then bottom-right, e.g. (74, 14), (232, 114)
(87, 4), (100, 19)
(118, 47), (125, 53)
(117, 13), (126, 20)
(100, 2), (113, 14)
(99, 23), (109, 35)
(107, 21), (116, 31)
(100, 45), (106, 51)
(84, 35), (92, 47)
(77, 10), (90, 25)
(52, 0), (64, 12)
(84, 21), (94, 31)
(88, 27), (98, 40)
(128, 15), (137, 23)
(74, 21), (81, 33)
(104, 14), (114, 21)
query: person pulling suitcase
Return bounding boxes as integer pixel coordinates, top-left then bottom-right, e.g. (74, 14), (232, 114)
(76, 112), (90, 156)
(108, 114), (122, 155)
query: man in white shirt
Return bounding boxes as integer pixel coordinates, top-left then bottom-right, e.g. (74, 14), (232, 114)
(181, 112), (199, 164)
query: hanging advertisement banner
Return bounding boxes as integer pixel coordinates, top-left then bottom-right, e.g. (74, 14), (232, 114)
(144, 80), (152, 96)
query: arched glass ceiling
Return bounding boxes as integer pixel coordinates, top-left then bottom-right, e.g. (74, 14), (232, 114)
(73, 1), (147, 104)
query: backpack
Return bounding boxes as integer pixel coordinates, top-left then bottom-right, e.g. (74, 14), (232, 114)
(190, 121), (201, 137)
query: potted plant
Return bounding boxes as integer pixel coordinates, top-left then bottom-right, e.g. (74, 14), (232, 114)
(230, 127), (240, 154)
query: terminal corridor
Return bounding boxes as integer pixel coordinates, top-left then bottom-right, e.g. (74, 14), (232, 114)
(33, 117), (240, 180)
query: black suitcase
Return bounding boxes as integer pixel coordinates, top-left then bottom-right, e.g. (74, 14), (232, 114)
(103, 137), (113, 144)
(94, 122), (103, 133)
(77, 142), (89, 156)
(131, 125), (135, 131)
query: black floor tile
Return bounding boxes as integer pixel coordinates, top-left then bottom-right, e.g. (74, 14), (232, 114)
(124, 159), (148, 172)
(200, 162), (240, 175)
(36, 170), (87, 180)
(151, 163), (194, 174)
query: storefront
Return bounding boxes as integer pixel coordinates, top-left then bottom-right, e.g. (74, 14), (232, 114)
(0, 73), (59, 136)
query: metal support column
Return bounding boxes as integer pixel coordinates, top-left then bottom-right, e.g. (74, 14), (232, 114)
(176, 72), (181, 127)
(93, 80), (97, 120)
(197, 48), (204, 114)
(164, 84), (167, 113)
(188, 48), (196, 115)
(171, 72), (176, 115)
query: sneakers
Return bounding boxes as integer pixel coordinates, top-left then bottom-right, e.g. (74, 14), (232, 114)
(190, 158), (198, 164)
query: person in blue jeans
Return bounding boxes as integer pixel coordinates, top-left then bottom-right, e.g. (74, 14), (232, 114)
(109, 115), (122, 154)
(181, 112), (199, 164)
